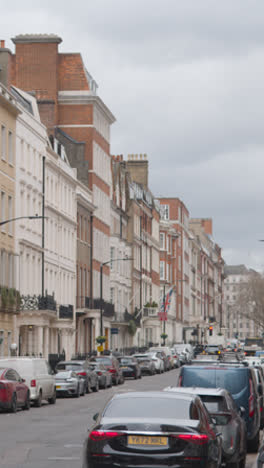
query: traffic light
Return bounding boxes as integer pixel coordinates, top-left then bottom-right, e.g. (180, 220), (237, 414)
(209, 326), (213, 336)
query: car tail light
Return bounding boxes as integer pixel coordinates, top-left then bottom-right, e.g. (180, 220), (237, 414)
(97, 371), (102, 376)
(108, 368), (116, 374)
(31, 379), (36, 387)
(89, 430), (124, 441)
(172, 434), (209, 445)
(249, 379), (255, 418)
(178, 376), (183, 387)
(77, 371), (86, 377)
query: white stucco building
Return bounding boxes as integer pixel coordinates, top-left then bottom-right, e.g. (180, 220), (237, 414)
(12, 86), (77, 359)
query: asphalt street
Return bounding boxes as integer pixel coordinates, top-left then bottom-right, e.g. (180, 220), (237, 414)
(0, 368), (258, 467)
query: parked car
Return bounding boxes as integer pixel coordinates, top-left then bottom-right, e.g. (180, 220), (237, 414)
(55, 370), (85, 397)
(117, 356), (141, 379)
(55, 360), (99, 393)
(174, 345), (190, 365)
(88, 362), (112, 389)
(0, 357), (56, 407)
(82, 391), (222, 468)
(170, 348), (181, 368)
(147, 351), (165, 373)
(133, 354), (156, 375)
(0, 367), (31, 413)
(149, 347), (172, 370)
(89, 356), (124, 386)
(178, 364), (261, 451)
(165, 387), (247, 468)
(204, 345), (222, 356)
(253, 367), (264, 429)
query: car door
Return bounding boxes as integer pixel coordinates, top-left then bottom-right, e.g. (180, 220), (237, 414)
(226, 392), (245, 457)
(14, 370), (26, 405)
(6, 369), (23, 405)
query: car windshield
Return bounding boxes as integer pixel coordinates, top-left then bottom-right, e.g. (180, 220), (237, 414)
(104, 397), (196, 419)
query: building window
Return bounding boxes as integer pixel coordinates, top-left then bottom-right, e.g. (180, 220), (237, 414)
(166, 263), (169, 281)
(110, 287), (115, 304)
(8, 254), (13, 288)
(7, 332), (11, 356)
(110, 247), (115, 270)
(8, 131), (13, 164)
(160, 232), (165, 250)
(160, 261), (165, 280)
(1, 191), (5, 229)
(1, 125), (6, 160)
(8, 196), (12, 235)
(161, 204), (169, 220)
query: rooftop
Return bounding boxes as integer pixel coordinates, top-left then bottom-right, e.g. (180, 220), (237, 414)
(12, 34), (62, 44)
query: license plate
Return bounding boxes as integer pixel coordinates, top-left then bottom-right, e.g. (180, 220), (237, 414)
(56, 385), (61, 389)
(121, 367), (128, 370)
(128, 435), (168, 446)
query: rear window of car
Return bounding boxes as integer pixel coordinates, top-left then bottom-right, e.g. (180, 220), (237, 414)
(104, 397), (196, 419)
(57, 363), (82, 371)
(183, 368), (248, 395)
(120, 358), (133, 365)
(92, 358), (112, 366)
(200, 396), (228, 412)
(56, 371), (71, 379)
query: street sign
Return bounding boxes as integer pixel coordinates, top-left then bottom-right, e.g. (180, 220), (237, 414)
(111, 328), (119, 335)
(97, 345), (104, 352)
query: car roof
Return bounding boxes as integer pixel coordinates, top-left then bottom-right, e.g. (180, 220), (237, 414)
(164, 387), (227, 397)
(113, 391), (196, 402)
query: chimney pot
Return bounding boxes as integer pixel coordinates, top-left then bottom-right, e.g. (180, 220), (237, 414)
(0, 40), (5, 48)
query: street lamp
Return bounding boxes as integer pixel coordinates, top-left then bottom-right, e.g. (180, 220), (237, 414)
(100, 257), (133, 337)
(0, 215), (46, 226)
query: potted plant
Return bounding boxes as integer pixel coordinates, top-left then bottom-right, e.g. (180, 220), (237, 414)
(160, 333), (168, 339)
(96, 336), (106, 345)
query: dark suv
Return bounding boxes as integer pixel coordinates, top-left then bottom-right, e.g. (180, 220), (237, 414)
(178, 364), (261, 451)
(89, 356), (124, 385)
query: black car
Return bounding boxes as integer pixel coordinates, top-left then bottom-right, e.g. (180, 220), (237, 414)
(165, 387), (247, 468)
(55, 360), (99, 393)
(82, 391), (222, 468)
(117, 356), (141, 379)
(179, 364), (261, 451)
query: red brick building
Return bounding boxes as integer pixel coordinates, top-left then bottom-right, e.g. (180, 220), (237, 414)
(0, 35), (116, 350)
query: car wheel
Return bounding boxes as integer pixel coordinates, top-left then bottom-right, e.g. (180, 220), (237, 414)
(247, 430), (259, 452)
(108, 378), (112, 387)
(24, 391), (31, 410)
(113, 377), (117, 385)
(34, 391), (42, 408)
(239, 456), (246, 468)
(93, 380), (99, 392)
(10, 393), (17, 413)
(86, 381), (92, 393)
(48, 389), (56, 404)
(134, 373), (138, 380)
(226, 462), (240, 468)
(139, 373), (142, 379)
(81, 383), (85, 396)
(74, 385), (80, 398)
(104, 379), (107, 389)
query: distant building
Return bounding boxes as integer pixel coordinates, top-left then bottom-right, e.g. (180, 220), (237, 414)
(224, 265), (257, 340)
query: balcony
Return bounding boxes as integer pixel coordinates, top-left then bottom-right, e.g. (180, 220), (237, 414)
(59, 304), (73, 320)
(76, 296), (93, 309)
(20, 293), (57, 314)
(143, 307), (159, 318)
(0, 286), (21, 313)
(92, 298), (115, 318)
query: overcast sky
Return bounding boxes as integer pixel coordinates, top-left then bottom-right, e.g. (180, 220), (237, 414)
(2, 0), (264, 269)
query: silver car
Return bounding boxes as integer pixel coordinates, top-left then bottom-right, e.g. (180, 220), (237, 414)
(55, 370), (85, 397)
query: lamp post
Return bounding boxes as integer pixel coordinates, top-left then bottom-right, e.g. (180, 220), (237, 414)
(0, 215), (46, 226)
(100, 257), (133, 337)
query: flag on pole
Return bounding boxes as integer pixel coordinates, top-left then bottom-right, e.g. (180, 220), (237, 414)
(159, 287), (173, 321)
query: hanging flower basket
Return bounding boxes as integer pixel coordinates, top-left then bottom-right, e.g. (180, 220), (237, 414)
(96, 336), (106, 345)
(160, 333), (168, 339)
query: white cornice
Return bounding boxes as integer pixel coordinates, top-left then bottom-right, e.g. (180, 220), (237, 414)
(58, 91), (116, 124)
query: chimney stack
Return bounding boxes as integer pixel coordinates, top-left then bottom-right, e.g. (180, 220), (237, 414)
(0, 40), (5, 48)
(126, 153), (149, 189)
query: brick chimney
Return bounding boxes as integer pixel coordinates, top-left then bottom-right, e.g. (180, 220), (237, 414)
(0, 40), (13, 87)
(126, 154), (149, 189)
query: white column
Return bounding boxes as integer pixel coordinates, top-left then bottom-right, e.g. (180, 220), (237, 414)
(37, 326), (43, 357)
(43, 326), (49, 359)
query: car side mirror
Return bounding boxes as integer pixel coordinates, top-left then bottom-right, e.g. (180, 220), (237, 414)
(258, 384), (263, 395)
(21, 378), (26, 383)
(93, 413), (99, 421)
(239, 406), (246, 418)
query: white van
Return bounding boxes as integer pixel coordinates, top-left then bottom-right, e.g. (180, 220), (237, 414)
(0, 357), (56, 406)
